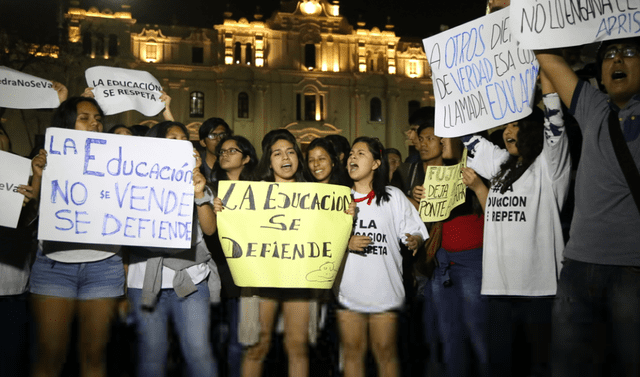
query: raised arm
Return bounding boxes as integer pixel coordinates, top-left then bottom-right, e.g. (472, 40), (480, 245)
(535, 49), (580, 108)
(160, 91), (175, 122)
(193, 151), (216, 235)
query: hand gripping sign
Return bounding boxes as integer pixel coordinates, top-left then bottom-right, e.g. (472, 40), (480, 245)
(216, 181), (353, 289)
(419, 149), (468, 222)
(422, 8), (539, 137)
(85, 66), (165, 116)
(38, 128), (195, 248)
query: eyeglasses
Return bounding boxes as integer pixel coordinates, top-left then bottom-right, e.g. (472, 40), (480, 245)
(207, 132), (228, 140)
(218, 148), (242, 157)
(603, 46), (639, 60)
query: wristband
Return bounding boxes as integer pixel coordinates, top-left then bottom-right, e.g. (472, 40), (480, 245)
(194, 185), (213, 206)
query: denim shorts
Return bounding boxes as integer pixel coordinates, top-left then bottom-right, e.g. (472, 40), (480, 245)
(29, 250), (125, 300)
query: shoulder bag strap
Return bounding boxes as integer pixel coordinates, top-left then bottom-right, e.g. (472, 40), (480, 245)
(608, 110), (640, 214)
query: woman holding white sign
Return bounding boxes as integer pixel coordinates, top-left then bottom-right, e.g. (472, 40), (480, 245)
(339, 136), (428, 377)
(29, 96), (125, 377)
(460, 72), (570, 377)
(126, 121), (220, 377)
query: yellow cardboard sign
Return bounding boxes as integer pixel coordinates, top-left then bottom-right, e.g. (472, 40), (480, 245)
(418, 149), (468, 222)
(217, 181), (353, 289)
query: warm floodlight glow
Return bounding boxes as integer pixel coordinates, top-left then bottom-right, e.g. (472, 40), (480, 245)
(302, 1), (318, 14)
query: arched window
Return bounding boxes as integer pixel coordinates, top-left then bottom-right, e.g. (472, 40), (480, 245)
(192, 47), (203, 64)
(190, 91), (204, 118)
(146, 40), (157, 62)
(245, 44), (253, 65)
(296, 89), (324, 121)
(304, 44), (316, 70)
(234, 42), (242, 64)
(370, 97), (382, 122)
(95, 33), (104, 58)
(408, 100), (421, 118)
(238, 92), (249, 118)
(108, 34), (118, 57)
(82, 32), (92, 55)
(376, 52), (385, 72)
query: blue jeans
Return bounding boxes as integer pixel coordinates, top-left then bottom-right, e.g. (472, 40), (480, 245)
(432, 248), (490, 377)
(552, 258), (640, 377)
(418, 274), (444, 377)
(30, 251), (124, 299)
(128, 282), (217, 377)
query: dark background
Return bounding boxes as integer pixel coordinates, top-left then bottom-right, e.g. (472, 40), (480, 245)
(2, 0), (487, 43)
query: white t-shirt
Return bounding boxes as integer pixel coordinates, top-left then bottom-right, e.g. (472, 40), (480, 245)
(465, 94), (571, 296)
(338, 186), (428, 313)
(43, 247), (116, 263)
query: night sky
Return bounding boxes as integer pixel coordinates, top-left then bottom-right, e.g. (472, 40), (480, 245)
(2, 0), (487, 43)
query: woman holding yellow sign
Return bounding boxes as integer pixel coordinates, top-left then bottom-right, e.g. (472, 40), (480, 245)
(238, 129), (310, 377)
(338, 136), (428, 377)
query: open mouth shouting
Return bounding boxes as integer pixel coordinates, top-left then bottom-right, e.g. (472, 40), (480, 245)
(612, 70), (627, 80)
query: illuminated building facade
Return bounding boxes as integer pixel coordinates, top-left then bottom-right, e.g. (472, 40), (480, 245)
(9, 0), (433, 155)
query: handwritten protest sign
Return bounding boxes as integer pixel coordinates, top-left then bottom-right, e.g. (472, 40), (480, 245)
(38, 128), (195, 248)
(423, 8), (539, 137)
(0, 151), (31, 228)
(512, 0), (640, 49)
(0, 66), (60, 109)
(85, 66), (165, 116)
(217, 181), (353, 289)
(419, 149), (468, 222)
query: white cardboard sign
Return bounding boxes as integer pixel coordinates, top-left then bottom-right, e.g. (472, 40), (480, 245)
(0, 66), (60, 109)
(511, 0), (640, 49)
(85, 66), (165, 116)
(0, 151), (31, 228)
(38, 128), (195, 248)
(423, 8), (539, 137)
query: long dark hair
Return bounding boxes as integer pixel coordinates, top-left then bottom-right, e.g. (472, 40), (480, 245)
(213, 135), (258, 182)
(385, 147), (405, 193)
(51, 97), (104, 129)
(254, 129), (305, 182)
(304, 137), (351, 186)
(351, 136), (390, 205)
(145, 121), (189, 139)
(492, 109), (544, 194)
(325, 134), (351, 167)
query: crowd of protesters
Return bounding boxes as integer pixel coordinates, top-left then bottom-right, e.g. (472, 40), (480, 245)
(2, 8), (640, 377)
